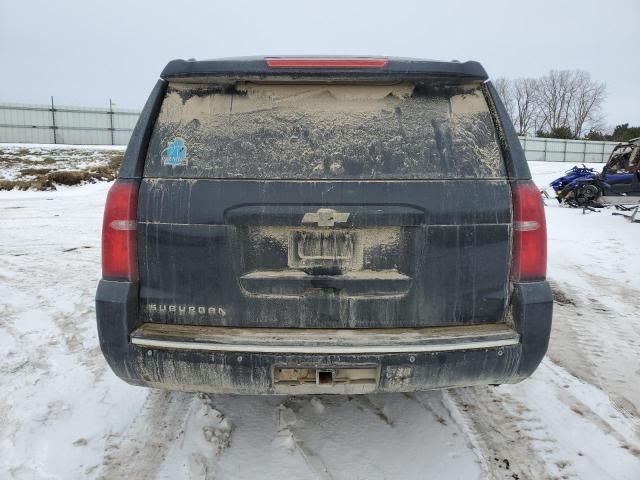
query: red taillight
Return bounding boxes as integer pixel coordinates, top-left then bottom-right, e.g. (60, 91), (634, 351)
(265, 57), (388, 69)
(102, 180), (139, 280)
(511, 181), (547, 281)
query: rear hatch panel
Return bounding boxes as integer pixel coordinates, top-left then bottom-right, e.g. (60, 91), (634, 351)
(138, 179), (511, 328)
(137, 72), (512, 329)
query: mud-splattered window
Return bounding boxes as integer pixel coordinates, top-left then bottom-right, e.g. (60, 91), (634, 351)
(144, 82), (505, 179)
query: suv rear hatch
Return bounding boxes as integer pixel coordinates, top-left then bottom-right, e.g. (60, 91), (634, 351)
(137, 58), (511, 329)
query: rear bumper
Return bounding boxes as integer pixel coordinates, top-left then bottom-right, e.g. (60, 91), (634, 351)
(96, 280), (552, 394)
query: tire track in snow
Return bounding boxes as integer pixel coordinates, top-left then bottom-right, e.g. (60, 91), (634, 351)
(447, 360), (640, 480)
(98, 390), (192, 480)
(277, 401), (335, 480)
(548, 279), (640, 419)
(274, 393), (484, 480)
(447, 386), (550, 480)
(354, 396), (395, 427)
(554, 386), (640, 457)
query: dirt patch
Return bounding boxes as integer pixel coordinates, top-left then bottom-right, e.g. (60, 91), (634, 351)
(19, 168), (53, 176)
(1, 168), (115, 191)
(552, 288), (576, 306)
(0, 177), (52, 191)
(0, 151), (123, 191)
(106, 153), (123, 170)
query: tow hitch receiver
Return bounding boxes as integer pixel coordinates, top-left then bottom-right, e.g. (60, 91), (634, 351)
(273, 365), (379, 394)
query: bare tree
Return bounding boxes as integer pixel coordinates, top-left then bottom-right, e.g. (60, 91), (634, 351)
(569, 71), (606, 137)
(536, 70), (576, 133)
(496, 70), (605, 138)
(493, 77), (516, 123)
(512, 78), (539, 136)
(535, 70), (606, 137)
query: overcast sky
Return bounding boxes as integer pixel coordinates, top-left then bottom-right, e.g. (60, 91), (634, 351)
(1, 0), (638, 128)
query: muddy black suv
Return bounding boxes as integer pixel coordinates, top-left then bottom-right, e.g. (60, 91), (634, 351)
(97, 56), (552, 394)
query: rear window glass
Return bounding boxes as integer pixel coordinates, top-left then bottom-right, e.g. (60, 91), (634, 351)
(144, 82), (505, 179)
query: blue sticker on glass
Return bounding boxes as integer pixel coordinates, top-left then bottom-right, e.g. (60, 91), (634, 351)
(162, 137), (187, 167)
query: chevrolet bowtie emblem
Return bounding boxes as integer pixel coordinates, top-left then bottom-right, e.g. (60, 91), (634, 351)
(301, 208), (350, 227)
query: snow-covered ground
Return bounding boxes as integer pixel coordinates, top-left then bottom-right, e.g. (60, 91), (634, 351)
(1, 159), (639, 479)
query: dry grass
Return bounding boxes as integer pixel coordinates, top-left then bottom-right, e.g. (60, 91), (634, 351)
(0, 152), (123, 191)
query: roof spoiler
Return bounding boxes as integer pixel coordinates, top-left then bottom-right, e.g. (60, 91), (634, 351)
(160, 56), (488, 82)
